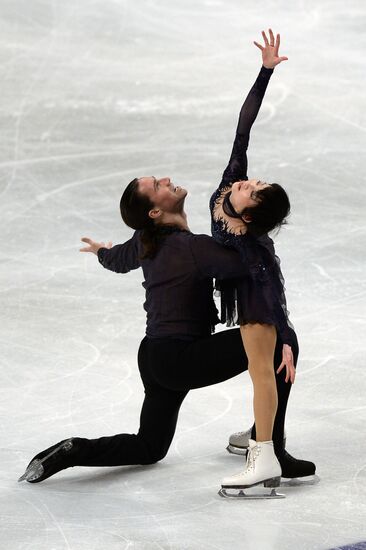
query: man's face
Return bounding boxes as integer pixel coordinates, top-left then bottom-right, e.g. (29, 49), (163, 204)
(138, 176), (187, 214)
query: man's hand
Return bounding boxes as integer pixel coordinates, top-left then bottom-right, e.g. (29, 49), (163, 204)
(80, 237), (113, 255)
(276, 344), (296, 384)
(254, 29), (288, 69)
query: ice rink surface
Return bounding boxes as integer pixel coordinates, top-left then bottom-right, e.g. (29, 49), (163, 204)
(1, 0), (366, 548)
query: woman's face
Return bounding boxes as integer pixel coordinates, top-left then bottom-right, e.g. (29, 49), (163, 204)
(230, 179), (270, 213)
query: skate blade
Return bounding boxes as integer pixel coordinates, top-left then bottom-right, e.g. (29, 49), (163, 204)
(226, 444), (247, 456)
(280, 474), (320, 487)
(18, 460), (44, 482)
(219, 477), (284, 499)
(218, 487), (285, 499)
(18, 439), (74, 482)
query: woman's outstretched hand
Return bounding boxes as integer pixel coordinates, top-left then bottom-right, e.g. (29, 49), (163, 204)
(254, 29), (288, 69)
(80, 237), (113, 255)
(276, 344), (296, 384)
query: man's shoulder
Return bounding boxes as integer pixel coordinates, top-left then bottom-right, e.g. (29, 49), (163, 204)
(165, 230), (213, 242)
(164, 230), (217, 255)
(183, 231), (215, 245)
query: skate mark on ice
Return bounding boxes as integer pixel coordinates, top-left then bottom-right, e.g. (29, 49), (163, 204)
(36, 170), (131, 202)
(292, 92), (366, 132)
(352, 463), (366, 493)
(173, 390), (233, 458)
(296, 356), (333, 377)
(311, 263), (335, 281)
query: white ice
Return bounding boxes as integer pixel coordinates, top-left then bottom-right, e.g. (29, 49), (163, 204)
(1, 1), (366, 549)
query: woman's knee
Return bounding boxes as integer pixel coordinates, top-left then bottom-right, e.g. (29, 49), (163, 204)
(249, 360), (276, 381)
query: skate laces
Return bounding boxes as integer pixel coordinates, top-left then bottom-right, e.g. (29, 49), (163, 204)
(246, 444), (261, 472)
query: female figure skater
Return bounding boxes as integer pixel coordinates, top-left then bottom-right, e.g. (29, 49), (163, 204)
(211, 30), (296, 492)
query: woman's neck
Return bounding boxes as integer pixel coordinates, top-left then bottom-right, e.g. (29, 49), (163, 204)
(216, 188), (246, 235)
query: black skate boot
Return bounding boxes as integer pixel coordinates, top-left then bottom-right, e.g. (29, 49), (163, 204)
(277, 450), (319, 486)
(18, 438), (79, 483)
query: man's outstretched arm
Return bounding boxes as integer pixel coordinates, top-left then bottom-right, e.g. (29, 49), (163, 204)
(219, 29), (288, 189)
(80, 232), (141, 273)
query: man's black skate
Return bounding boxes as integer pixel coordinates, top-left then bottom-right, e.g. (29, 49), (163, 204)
(18, 438), (77, 483)
(277, 450), (319, 485)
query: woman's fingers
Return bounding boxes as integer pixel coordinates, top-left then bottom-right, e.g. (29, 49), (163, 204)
(289, 365), (296, 384)
(277, 362), (285, 374)
(268, 28), (275, 46)
(274, 33), (280, 56)
(286, 364), (294, 384)
(254, 41), (264, 51)
(261, 30), (269, 46)
(286, 364), (290, 383)
(279, 343), (295, 383)
(81, 237), (92, 244)
(278, 361), (296, 383)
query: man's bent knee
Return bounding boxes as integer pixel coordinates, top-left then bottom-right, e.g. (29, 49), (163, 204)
(138, 437), (170, 465)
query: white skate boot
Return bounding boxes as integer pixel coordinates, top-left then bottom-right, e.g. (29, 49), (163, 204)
(219, 439), (284, 499)
(227, 427), (286, 455)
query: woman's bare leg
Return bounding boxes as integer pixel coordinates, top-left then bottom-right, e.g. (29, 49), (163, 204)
(240, 323), (277, 442)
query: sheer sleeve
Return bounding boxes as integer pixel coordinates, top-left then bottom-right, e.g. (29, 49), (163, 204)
(219, 65), (274, 190)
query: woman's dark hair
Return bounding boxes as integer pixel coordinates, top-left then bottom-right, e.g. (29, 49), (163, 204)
(243, 183), (290, 237)
(120, 178), (166, 259)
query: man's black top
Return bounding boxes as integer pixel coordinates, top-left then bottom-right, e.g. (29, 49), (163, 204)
(98, 228), (247, 340)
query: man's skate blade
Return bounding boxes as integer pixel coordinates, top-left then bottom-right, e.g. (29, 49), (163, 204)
(18, 439), (74, 482)
(219, 487), (285, 499)
(18, 461), (44, 483)
(226, 444), (247, 456)
(281, 474), (320, 487)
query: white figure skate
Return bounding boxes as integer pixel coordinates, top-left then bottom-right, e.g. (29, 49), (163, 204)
(227, 427), (286, 455)
(226, 430), (318, 487)
(219, 439), (285, 499)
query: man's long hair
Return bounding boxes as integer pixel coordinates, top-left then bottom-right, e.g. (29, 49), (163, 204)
(120, 178), (164, 259)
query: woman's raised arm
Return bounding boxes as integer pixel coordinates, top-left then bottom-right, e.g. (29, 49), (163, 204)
(219, 29), (287, 190)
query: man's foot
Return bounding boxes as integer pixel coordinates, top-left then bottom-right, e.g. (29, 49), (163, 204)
(277, 449), (318, 484)
(18, 438), (78, 483)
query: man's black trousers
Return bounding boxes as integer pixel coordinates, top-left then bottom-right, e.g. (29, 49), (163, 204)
(73, 327), (298, 466)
